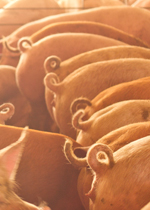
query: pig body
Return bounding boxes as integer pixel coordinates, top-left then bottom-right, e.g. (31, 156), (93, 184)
(27, 21), (148, 47)
(1, 5), (149, 66)
(77, 121), (150, 209)
(16, 33), (126, 103)
(76, 76), (150, 120)
(2, 20), (145, 68)
(45, 45), (150, 81)
(0, 127), (51, 210)
(73, 100), (150, 146)
(44, 44), (150, 121)
(0, 124), (84, 210)
(3, 6), (150, 47)
(98, 121), (150, 152)
(64, 121), (150, 210)
(3, 5), (150, 48)
(86, 136), (150, 210)
(45, 58), (150, 138)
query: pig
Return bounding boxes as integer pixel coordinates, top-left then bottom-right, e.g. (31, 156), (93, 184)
(44, 45), (150, 82)
(72, 100), (150, 146)
(1, 20), (147, 68)
(0, 126), (51, 210)
(6, 20), (147, 50)
(0, 124), (85, 210)
(97, 121), (150, 152)
(0, 4), (149, 62)
(16, 32), (126, 104)
(0, 0), (64, 37)
(28, 21), (147, 48)
(71, 76), (150, 120)
(3, 20), (147, 68)
(64, 121), (150, 209)
(85, 137), (150, 210)
(44, 45), (150, 120)
(15, 32), (127, 133)
(44, 58), (150, 138)
(3, 5), (150, 49)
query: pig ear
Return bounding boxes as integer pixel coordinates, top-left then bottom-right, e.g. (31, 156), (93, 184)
(87, 143), (115, 175)
(0, 126), (29, 181)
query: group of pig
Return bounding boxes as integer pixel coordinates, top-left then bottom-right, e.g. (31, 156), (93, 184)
(0, 0), (150, 209)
